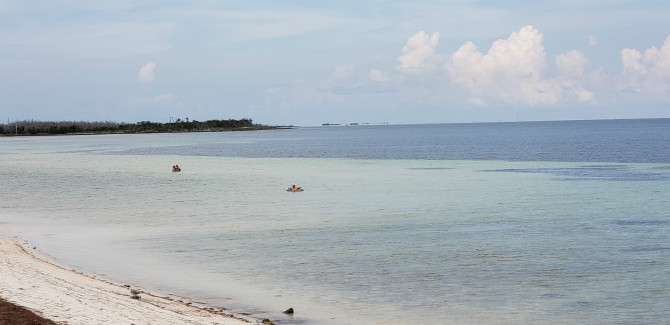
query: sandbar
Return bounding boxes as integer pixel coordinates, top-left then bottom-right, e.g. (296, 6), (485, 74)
(0, 237), (253, 324)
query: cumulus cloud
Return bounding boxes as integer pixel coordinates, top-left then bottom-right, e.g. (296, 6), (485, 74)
(370, 69), (389, 82)
(588, 35), (598, 47)
(557, 50), (588, 77)
(620, 35), (670, 94)
(138, 61), (156, 84)
(396, 31), (441, 75)
(556, 50), (594, 102)
(443, 25), (598, 105)
(445, 25), (562, 105)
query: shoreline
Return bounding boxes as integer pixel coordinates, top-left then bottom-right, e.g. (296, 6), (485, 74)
(0, 236), (255, 325)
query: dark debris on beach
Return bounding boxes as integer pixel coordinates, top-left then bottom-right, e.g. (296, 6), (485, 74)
(0, 298), (58, 325)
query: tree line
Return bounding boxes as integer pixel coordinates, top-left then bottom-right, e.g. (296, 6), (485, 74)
(0, 118), (272, 135)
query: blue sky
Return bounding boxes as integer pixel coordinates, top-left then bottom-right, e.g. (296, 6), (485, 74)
(1, 1), (669, 126)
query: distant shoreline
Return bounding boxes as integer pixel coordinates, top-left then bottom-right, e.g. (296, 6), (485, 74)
(0, 118), (291, 136)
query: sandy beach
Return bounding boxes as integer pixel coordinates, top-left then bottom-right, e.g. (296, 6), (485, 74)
(0, 237), (253, 325)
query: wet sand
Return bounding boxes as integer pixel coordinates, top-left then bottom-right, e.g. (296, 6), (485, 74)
(0, 237), (253, 325)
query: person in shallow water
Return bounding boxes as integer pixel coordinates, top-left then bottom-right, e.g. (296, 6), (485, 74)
(288, 184), (302, 192)
(172, 165), (181, 172)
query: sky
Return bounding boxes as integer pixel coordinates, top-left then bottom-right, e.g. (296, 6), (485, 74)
(1, 1), (669, 126)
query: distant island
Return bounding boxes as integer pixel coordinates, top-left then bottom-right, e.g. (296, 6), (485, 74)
(0, 118), (285, 136)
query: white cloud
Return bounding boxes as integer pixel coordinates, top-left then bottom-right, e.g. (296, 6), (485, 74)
(557, 50), (588, 77)
(556, 50), (594, 102)
(138, 62), (156, 84)
(445, 25), (560, 105)
(620, 35), (670, 94)
(442, 25), (600, 105)
(370, 69), (389, 82)
(396, 31), (441, 75)
(588, 35), (598, 47)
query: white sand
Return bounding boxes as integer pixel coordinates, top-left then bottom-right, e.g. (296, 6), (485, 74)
(0, 237), (253, 325)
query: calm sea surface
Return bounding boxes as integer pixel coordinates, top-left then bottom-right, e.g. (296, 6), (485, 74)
(1, 119), (669, 325)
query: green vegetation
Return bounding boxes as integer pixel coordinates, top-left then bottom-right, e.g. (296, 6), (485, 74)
(0, 118), (279, 136)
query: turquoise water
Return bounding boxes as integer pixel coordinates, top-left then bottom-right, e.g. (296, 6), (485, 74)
(1, 122), (669, 324)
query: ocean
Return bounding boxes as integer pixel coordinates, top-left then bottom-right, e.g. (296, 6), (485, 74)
(1, 119), (669, 325)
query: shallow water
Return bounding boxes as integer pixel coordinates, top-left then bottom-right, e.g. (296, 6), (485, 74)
(1, 121), (670, 324)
